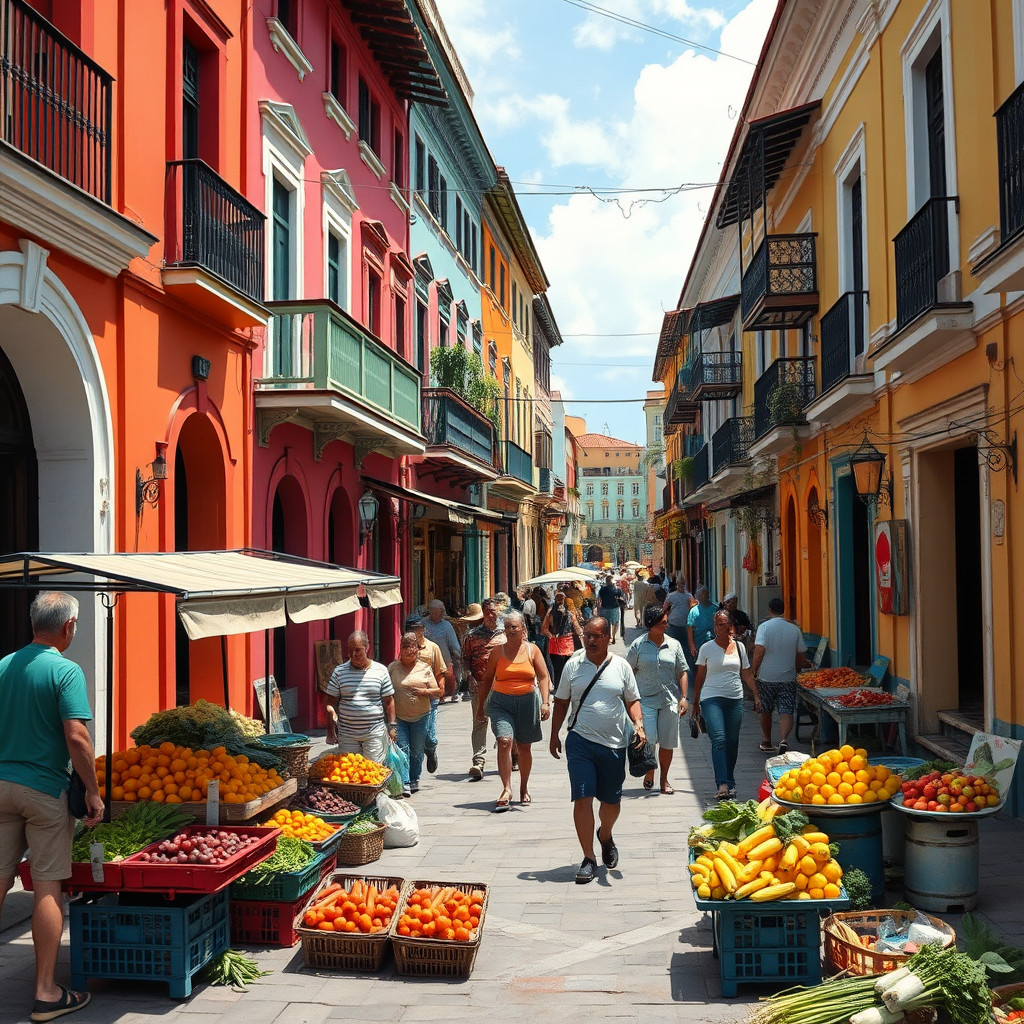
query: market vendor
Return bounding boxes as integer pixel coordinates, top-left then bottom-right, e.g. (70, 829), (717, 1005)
(325, 631), (396, 763)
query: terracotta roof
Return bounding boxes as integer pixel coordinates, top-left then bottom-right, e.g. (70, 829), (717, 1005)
(575, 433), (643, 450)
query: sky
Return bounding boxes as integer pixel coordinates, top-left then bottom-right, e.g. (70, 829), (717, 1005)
(432, 0), (777, 446)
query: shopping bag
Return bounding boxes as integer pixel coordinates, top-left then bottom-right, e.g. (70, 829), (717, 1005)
(383, 738), (408, 797)
(376, 792), (419, 848)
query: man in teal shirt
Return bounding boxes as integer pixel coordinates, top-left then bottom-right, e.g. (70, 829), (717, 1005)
(0, 592), (102, 1022)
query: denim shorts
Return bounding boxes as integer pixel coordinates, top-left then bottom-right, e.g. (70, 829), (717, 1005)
(601, 606), (621, 625)
(565, 730), (626, 805)
(488, 689), (542, 744)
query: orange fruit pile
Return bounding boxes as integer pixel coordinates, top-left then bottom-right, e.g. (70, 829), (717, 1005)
(261, 808), (338, 842)
(773, 745), (902, 806)
(96, 742), (284, 804)
(396, 886), (484, 941)
(309, 752), (389, 786)
(302, 879), (399, 933)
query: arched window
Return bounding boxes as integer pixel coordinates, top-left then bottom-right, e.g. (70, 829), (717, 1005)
(616, 501), (624, 520)
(601, 501), (609, 519)
(586, 502), (594, 519)
(632, 500), (640, 518)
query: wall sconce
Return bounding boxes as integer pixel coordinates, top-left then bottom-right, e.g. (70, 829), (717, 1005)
(806, 495), (828, 527)
(849, 433), (893, 509)
(135, 442), (168, 518)
(358, 489), (380, 545)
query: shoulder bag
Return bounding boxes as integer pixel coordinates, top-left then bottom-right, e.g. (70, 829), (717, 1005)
(567, 657), (611, 732)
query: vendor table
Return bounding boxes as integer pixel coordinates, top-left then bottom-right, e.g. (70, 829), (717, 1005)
(797, 689), (910, 755)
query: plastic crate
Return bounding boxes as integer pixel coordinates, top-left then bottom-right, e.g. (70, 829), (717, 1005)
(19, 859), (123, 893)
(715, 906), (823, 952)
(230, 850), (333, 902)
(70, 890), (229, 998)
(119, 826), (280, 895)
(716, 940), (821, 997)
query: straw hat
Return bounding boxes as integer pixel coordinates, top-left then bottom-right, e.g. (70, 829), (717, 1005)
(460, 602), (484, 623)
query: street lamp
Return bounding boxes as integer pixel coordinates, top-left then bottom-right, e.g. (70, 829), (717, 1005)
(849, 434), (892, 508)
(135, 442), (168, 517)
(358, 489), (379, 545)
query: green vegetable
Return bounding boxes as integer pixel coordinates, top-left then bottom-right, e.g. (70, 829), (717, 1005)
(842, 867), (874, 911)
(1008, 997), (1024, 1010)
(71, 801), (193, 862)
(698, 799), (763, 841)
(347, 818), (381, 835)
(903, 758), (958, 781)
(204, 949), (271, 990)
(239, 836), (314, 882)
(770, 809), (809, 845)
(960, 912), (1024, 983)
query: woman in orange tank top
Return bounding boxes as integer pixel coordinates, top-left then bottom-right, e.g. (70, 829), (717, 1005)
(477, 610), (551, 811)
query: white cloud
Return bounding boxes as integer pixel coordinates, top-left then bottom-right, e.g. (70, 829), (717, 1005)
(572, 0), (728, 51)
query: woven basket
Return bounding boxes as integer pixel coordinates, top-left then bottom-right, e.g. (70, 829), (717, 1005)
(306, 770), (392, 808)
(823, 910), (955, 976)
(335, 822), (386, 866)
(275, 743), (312, 787)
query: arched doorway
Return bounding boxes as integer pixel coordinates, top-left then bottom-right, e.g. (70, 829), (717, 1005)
(0, 344), (37, 655)
(785, 495), (798, 620)
(327, 486), (356, 643)
(173, 413), (227, 706)
(806, 485), (823, 635)
(270, 475), (309, 720)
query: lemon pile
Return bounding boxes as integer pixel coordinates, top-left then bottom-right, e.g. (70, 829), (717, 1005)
(773, 744), (902, 806)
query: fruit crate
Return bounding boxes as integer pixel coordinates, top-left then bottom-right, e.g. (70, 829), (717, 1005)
(306, 771), (392, 807)
(335, 821), (386, 867)
(295, 871), (406, 971)
(230, 851), (335, 902)
(310, 823), (347, 856)
(390, 879), (488, 980)
(119, 826), (280, 895)
(19, 858), (123, 893)
(230, 853), (337, 947)
(70, 889), (229, 998)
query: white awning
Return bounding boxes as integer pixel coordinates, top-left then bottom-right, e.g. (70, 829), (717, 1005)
(518, 567), (603, 589)
(0, 550), (402, 640)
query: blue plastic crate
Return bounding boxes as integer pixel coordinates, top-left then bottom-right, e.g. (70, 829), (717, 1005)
(230, 850), (329, 902)
(716, 939), (821, 997)
(714, 906), (822, 952)
(70, 890), (229, 998)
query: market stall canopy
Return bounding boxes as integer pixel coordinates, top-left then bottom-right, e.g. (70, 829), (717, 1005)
(0, 549), (402, 639)
(518, 567), (603, 589)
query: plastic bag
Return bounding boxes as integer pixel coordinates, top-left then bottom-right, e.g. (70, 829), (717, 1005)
(383, 739), (408, 797)
(376, 792), (419, 848)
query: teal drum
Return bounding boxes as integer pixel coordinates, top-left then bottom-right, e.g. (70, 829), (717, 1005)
(805, 805), (886, 904)
(903, 816), (979, 913)
(871, 757), (925, 867)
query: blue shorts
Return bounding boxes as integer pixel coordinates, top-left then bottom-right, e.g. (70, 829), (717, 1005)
(565, 730), (626, 805)
(601, 606), (621, 625)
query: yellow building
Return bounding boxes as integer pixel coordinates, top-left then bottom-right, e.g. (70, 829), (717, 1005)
(656, 0), (1024, 807)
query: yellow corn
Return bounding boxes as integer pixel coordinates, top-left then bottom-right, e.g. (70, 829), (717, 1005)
(715, 848), (743, 877)
(779, 843), (799, 871)
(791, 835), (811, 855)
(714, 856), (738, 893)
(801, 830), (830, 844)
(748, 836), (783, 860)
(737, 825), (776, 857)
(735, 875), (771, 899)
(750, 882), (797, 902)
(738, 859), (764, 883)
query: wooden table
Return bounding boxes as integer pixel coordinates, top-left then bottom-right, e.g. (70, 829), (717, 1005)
(798, 689), (911, 755)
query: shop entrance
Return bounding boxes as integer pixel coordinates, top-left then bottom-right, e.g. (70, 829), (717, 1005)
(835, 471), (873, 667)
(953, 447), (983, 709)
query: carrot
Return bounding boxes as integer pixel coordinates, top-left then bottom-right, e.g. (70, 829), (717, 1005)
(366, 884), (377, 915)
(310, 889), (346, 911)
(318, 883), (343, 900)
(429, 886), (452, 911)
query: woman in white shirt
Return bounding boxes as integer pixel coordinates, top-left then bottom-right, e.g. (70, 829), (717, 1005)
(692, 610), (759, 800)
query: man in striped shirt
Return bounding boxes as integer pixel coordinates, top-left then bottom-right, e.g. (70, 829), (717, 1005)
(325, 631), (396, 763)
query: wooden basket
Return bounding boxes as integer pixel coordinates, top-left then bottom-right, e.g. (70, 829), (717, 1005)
(390, 879), (488, 979)
(294, 870), (404, 972)
(334, 822), (386, 866)
(823, 910), (955, 976)
(275, 743), (312, 787)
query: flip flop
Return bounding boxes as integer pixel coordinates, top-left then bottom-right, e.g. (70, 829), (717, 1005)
(758, 742), (775, 753)
(30, 987), (91, 1023)
(643, 778), (654, 790)
(494, 788), (512, 812)
(778, 741), (790, 755)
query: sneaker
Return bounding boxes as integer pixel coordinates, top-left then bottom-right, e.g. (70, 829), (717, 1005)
(597, 828), (618, 869)
(426, 749), (438, 773)
(461, 692), (472, 701)
(575, 857), (597, 884)
(410, 781), (420, 793)
(401, 785), (411, 798)
(468, 765), (483, 781)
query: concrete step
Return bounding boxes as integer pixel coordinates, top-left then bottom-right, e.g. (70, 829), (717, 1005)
(937, 708), (984, 737)
(915, 731), (972, 764)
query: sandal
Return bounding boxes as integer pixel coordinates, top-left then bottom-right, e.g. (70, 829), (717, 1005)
(494, 788), (512, 812)
(30, 987), (91, 1023)
(758, 741), (775, 753)
(643, 777), (654, 790)
(778, 740), (790, 755)
(716, 784), (730, 800)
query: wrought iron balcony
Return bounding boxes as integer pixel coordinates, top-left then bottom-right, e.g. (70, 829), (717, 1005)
(421, 387), (498, 469)
(538, 467), (553, 493)
(712, 417), (754, 474)
(690, 352), (743, 401)
(894, 196), (957, 331)
(684, 433), (705, 457)
(664, 364), (698, 426)
(258, 300), (421, 434)
(690, 443), (710, 491)
(501, 440), (533, 486)
(753, 357), (816, 439)
(165, 159), (265, 304)
(0, 0), (112, 202)
(819, 291), (867, 393)
(741, 233), (818, 330)
(997, 81), (1024, 247)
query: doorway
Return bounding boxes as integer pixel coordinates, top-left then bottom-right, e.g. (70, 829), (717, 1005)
(954, 447), (983, 708)
(785, 497), (798, 619)
(835, 471), (873, 667)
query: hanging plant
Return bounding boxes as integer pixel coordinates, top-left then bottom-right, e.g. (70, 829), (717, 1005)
(673, 456), (695, 481)
(767, 380), (803, 426)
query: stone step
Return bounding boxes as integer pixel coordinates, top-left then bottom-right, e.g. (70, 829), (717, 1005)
(937, 708), (984, 738)
(915, 731), (972, 764)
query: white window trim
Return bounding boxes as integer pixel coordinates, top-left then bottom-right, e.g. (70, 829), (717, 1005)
(322, 171), (356, 311)
(834, 123), (869, 370)
(260, 101), (313, 167)
(322, 92), (355, 141)
(390, 182), (410, 214)
(266, 17), (314, 82)
(359, 140), (386, 181)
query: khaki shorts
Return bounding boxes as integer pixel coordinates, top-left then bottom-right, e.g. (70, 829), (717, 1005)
(0, 779), (75, 881)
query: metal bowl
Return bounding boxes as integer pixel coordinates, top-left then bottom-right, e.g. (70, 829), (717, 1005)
(888, 792), (1003, 820)
(770, 794), (890, 817)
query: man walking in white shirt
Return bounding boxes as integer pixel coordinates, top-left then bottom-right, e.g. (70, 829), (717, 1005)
(750, 598), (809, 754)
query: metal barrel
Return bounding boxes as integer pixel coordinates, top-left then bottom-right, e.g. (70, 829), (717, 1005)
(871, 757), (926, 867)
(807, 806), (886, 903)
(903, 816), (980, 913)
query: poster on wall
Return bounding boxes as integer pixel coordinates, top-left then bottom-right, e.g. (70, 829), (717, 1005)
(875, 519), (909, 615)
(253, 675), (291, 733)
(314, 640), (344, 694)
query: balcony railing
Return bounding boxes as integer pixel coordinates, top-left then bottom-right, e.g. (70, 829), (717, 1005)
(753, 357), (816, 439)
(538, 466), (552, 493)
(665, 363), (699, 425)
(422, 387), (497, 467)
(741, 233), (818, 330)
(712, 417), (754, 474)
(501, 440), (533, 485)
(690, 352), (742, 400)
(259, 300), (420, 432)
(690, 443), (710, 491)
(997, 81), (1024, 246)
(165, 159), (265, 304)
(819, 291), (867, 393)
(684, 433), (705, 457)
(0, 0), (112, 202)
(894, 196), (956, 331)
(662, 480), (672, 513)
